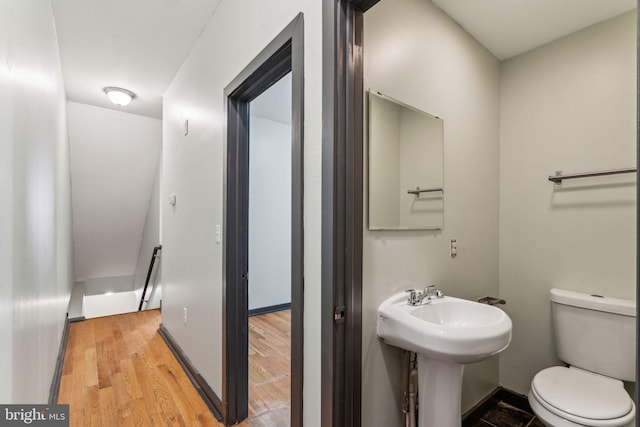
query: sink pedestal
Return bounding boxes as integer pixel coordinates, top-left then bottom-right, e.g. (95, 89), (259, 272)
(417, 355), (464, 427)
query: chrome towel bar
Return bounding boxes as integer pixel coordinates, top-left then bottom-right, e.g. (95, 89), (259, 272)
(549, 167), (637, 186)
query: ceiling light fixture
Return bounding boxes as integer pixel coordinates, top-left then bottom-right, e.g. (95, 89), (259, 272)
(103, 86), (136, 106)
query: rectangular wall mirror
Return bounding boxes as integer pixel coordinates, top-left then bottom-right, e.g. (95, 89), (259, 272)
(368, 91), (444, 230)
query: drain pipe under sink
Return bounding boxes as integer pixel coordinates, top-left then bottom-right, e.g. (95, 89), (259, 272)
(404, 351), (418, 427)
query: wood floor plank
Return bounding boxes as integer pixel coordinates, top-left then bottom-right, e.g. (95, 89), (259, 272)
(119, 414), (135, 427)
(123, 317), (141, 356)
(85, 385), (101, 427)
(69, 321), (86, 373)
(134, 348), (184, 424)
(112, 371), (132, 419)
(94, 314), (110, 344)
(57, 373), (72, 404)
(84, 319), (96, 349)
(99, 387), (118, 427)
(96, 340), (112, 389)
(166, 413), (187, 426)
(84, 347), (99, 388)
(69, 347), (86, 411)
(157, 363), (198, 423)
(131, 329), (150, 356)
(150, 412), (170, 427)
(68, 410), (84, 427)
(163, 361), (214, 417)
(121, 358), (144, 401)
(144, 333), (173, 366)
(196, 411), (220, 426)
(61, 330), (75, 376)
(108, 341), (123, 375)
(112, 320), (129, 363)
(129, 398), (153, 427)
(131, 351), (164, 416)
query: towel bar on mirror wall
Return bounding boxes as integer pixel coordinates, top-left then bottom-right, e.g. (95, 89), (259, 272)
(548, 167), (637, 188)
(407, 187), (444, 198)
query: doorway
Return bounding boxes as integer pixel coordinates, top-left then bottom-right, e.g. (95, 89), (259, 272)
(224, 14), (304, 427)
(247, 72), (293, 424)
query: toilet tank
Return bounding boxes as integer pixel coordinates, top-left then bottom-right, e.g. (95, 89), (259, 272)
(551, 288), (636, 382)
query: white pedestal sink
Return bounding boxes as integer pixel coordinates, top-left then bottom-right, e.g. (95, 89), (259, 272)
(377, 291), (512, 427)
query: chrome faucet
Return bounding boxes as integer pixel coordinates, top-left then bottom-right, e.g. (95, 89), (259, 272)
(405, 285), (444, 306)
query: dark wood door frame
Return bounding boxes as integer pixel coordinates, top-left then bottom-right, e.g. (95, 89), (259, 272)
(636, 3), (639, 422)
(224, 13), (304, 427)
(320, 0), (378, 426)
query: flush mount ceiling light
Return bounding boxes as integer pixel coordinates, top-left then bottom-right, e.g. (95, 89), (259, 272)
(103, 86), (136, 106)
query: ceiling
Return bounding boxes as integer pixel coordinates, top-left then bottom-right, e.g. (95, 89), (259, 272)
(432, 0), (636, 60)
(51, 0), (222, 119)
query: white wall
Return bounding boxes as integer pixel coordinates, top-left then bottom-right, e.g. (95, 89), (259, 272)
(83, 291), (138, 319)
(248, 116), (292, 311)
(0, 0), (75, 403)
(498, 11), (637, 394)
(84, 275), (134, 295)
(67, 101), (162, 283)
(362, 0), (501, 423)
(162, 2), (323, 424)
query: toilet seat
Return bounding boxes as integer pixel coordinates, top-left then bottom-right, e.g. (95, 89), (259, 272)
(530, 366), (635, 427)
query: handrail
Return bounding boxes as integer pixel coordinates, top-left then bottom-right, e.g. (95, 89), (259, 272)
(139, 245), (162, 311)
(549, 167), (637, 186)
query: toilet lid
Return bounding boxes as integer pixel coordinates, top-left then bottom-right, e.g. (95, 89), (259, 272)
(532, 366), (633, 420)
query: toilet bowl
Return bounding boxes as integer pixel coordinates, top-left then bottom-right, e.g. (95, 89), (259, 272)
(528, 289), (636, 427)
(528, 366), (635, 427)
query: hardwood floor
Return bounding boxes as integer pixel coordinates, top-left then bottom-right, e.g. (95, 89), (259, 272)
(57, 308), (292, 427)
(247, 310), (291, 426)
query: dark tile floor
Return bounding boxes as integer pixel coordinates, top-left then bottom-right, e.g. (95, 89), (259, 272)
(462, 388), (546, 427)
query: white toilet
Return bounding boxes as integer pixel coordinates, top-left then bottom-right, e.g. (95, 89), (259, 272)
(528, 288), (636, 427)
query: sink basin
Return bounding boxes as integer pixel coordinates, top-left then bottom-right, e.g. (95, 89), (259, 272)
(377, 292), (512, 364)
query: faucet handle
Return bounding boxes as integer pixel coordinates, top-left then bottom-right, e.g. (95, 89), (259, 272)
(405, 289), (418, 304)
(424, 284), (436, 295)
(424, 284), (444, 298)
